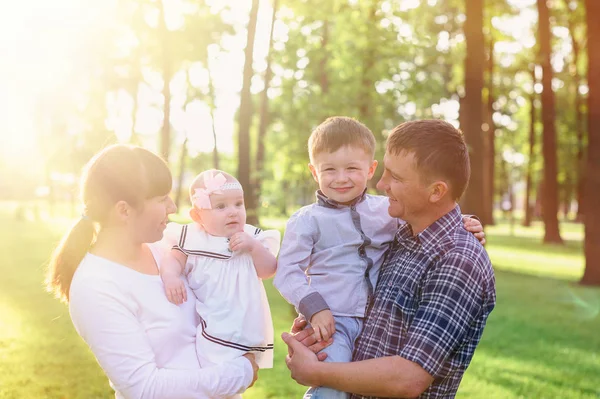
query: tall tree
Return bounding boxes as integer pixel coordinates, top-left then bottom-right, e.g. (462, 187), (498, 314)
(157, 0), (172, 162)
(581, 0), (600, 285)
(524, 66), (538, 227)
(207, 62), (220, 170)
(238, 0), (260, 224)
(460, 0), (486, 220)
(563, 0), (587, 220)
(253, 0), (279, 222)
(483, 34), (496, 225)
(537, 0), (563, 243)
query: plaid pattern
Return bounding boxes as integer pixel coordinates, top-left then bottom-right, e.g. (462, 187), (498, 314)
(351, 206), (496, 399)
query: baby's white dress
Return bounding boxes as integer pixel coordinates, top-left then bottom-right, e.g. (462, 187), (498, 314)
(165, 222), (280, 370)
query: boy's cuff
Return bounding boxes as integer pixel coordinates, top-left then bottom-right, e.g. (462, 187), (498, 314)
(298, 292), (330, 322)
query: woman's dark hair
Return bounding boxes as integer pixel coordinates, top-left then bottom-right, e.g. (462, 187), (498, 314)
(46, 145), (172, 302)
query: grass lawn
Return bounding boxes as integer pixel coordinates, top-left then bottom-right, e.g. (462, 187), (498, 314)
(0, 206), (598, 398)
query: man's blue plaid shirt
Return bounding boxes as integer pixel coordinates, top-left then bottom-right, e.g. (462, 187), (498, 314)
(351, 206), (496, 398)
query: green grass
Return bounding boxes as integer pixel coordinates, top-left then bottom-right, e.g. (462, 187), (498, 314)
(0, 206), (599, 398)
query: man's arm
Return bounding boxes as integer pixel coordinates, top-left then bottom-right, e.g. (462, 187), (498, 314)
(283, 333), (433, 398)
(283, 252), (486, 397)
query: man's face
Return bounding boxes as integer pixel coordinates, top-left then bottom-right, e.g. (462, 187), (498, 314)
(309, 145), (377, 204)
(376, 150), (430, 222)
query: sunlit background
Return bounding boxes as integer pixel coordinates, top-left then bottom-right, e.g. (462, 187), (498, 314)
(1, 0), (599, 397)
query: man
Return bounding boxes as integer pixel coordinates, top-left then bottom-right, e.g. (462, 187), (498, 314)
(283, 120), (496, 398)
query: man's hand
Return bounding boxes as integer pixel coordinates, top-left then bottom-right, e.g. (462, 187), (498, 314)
(163, 275), (187, 305)
(242, 353), (259, 388)
(229, 232), (257, 253)
(462, 216), (486, 246)
(282, 332), (322, 387)
(310, 309), (336, 342)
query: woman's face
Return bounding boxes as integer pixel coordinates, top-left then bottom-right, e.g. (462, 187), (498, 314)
(131, 194), (177, 243)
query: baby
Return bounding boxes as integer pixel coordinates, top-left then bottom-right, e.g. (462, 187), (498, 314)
(160, 169), (280, 377)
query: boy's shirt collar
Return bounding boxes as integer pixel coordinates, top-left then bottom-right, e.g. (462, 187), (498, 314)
(316, 188), (367, 209)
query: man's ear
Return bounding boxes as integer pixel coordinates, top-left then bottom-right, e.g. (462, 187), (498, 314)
(308, 163), (319, 183)
(367, 159), (378, 179)
(189, 207), (202, 224)
(428, 181), (449, 204)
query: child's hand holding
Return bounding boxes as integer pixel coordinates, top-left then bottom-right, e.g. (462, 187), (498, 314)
(310, 309), (336, 342)
(163, 275), (187, 305)
(229, 232), (258, 253)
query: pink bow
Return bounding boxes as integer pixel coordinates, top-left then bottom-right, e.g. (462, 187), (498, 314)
(192, 172), (227, 209)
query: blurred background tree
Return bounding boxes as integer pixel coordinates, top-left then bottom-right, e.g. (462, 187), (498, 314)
(1, 0), (598, 285)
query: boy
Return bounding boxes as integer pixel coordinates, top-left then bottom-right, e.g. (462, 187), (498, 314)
(273, 116), (484, 399)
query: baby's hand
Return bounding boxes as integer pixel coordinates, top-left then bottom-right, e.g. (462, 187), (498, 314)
(163, 275), (187, 305)
(229, 232), (257, 253)
(463, 216), (486, 246)
(310, 309), (335, 342)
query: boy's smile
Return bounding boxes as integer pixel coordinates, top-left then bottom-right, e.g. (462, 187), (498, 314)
(309, 145), (378, 205)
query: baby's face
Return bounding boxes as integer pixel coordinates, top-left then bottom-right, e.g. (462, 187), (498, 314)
(309, 145), (377, 204)
(198, 189), (246, 237)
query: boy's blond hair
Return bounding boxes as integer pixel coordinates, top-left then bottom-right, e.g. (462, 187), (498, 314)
(308, 116), (376, 162)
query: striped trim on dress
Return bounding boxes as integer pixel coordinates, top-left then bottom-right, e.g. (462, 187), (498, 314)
(199, 318), (273, 353)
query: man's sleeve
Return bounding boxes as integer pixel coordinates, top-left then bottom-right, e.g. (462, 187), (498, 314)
(398, 253), (484, 377)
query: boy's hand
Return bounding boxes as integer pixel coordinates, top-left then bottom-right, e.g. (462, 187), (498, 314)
(310, 309), (335, 342)
(163, 275), (187, 305)
(463, 216), (486, 245)
(229, 232), (258, 253)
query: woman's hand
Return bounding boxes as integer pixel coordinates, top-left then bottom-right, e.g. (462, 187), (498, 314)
(242, 353), (259, 388)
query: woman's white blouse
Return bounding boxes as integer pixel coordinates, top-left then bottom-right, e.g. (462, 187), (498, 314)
(68, 243), (253, 399)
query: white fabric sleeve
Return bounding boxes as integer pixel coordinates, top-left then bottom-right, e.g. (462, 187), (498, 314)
(256, 228), (281, 257)
(272, 212), (319, 309)
(69, 278), (253, 399)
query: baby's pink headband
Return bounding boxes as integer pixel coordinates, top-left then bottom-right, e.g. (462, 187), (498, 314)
(192, 172), (243, 209)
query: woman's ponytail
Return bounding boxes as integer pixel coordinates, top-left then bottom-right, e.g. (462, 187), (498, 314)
(46, 217), (96, 303)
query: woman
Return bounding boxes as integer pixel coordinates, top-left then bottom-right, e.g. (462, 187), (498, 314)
(46, 144), (258, 399)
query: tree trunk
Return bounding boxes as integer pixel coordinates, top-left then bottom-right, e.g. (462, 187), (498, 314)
(319, 19), (330, 96)
(358, 1), (377, 125)
(158, 0), (171, 162)
(207, 62), (219, 170)
(237, 0), (260, 225)
(580, 0), (600, 285)
(569, 14), (586, 221)
(460, 0), (486, 221)
(537, 0), (563, 243)
(482, 35), (496, 225)
(174, 138), (188, 210)
(252, 0), (279, 223)
(523, 67), (537, 227)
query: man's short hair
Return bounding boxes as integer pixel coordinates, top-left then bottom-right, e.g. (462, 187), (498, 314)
(308, 116), (376, 162)
(386, 120), (471, 200)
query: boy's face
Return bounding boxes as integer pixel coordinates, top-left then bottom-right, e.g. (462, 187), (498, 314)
(309, 146), (378, 204)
